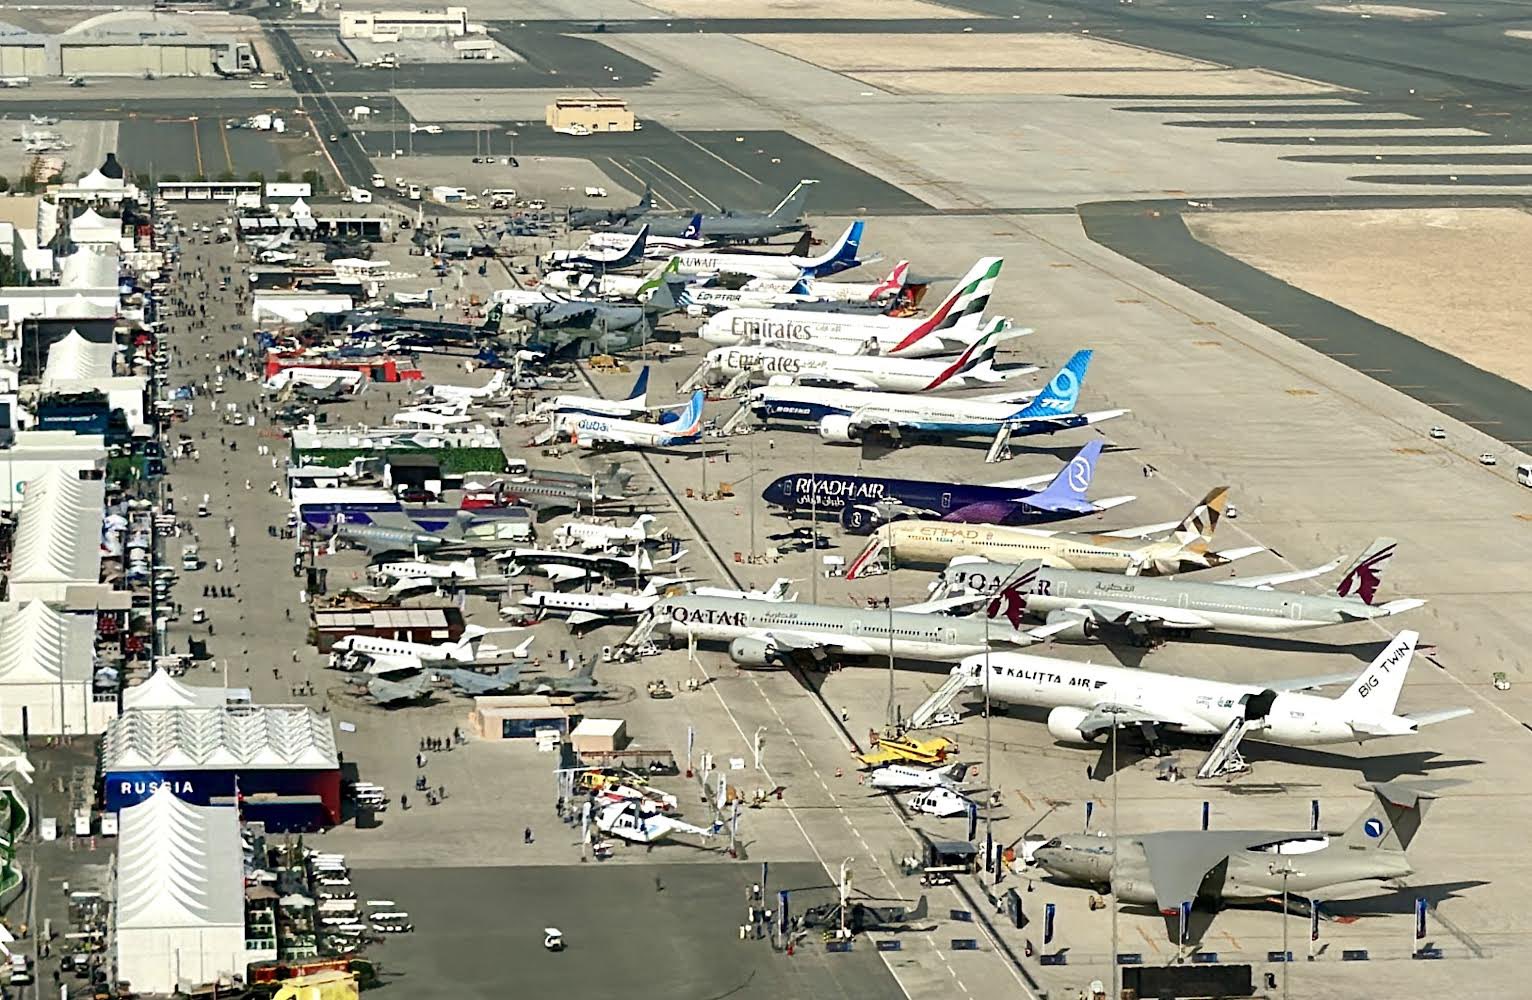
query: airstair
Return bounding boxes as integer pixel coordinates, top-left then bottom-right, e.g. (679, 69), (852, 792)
(1196, 718), (1253, 780)
(618, 611), (662, 658)
(678, 359), (712, 394)
(984, 425), (1014, 464)
(909, 669), (975, 729)
(717, 370), (754, 399)
(720, 401), (755, 436)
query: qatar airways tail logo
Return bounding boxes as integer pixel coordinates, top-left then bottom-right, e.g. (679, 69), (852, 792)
(985, 568), (1038, 629)
(1338, 544), (1394, 605)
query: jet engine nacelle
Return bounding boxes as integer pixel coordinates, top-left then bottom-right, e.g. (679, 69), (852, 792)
(727, 636), (778, 667)
(1044, 609), (1096, 642)
(1109, 874), (1159, 906)
(1046, 705), (1099, 745)
(840, 503), (888, 535)
(818, 415), (859, 444)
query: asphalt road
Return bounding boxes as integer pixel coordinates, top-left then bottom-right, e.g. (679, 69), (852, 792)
(1079, 196), (1532, 448)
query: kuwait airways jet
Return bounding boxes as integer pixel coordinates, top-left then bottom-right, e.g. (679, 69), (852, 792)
(954, 631), (1469, 755)
(938, 539), (1424, 641)
(846, 487), (1261, 579)
(762, 440), (1134, 532)
(701, 257), (1003, 359)
(668, 220), (868, 280)
(706, 319), (1026, 393)
(750, 349), (1125, 443)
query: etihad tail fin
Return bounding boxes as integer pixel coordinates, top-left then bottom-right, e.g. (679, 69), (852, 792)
(1335, 538), (1399, 606)
(1014, 349), (1091, 418)
(1171, 486), (1229, 547)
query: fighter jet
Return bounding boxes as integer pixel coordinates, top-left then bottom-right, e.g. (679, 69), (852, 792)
(438, 652), (603, 698)
(1030, 780), (1462, 939)
(363, 671), (432, 706)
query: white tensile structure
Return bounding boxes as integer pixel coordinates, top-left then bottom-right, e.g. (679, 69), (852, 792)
(122, 670), (249, 712)
(7, 465), (106, 603)
(0, 601), (111, 735)
(114, 787), (245, 994)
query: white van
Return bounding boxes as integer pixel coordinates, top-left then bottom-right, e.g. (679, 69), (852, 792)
(1518, 463), (1532, 488)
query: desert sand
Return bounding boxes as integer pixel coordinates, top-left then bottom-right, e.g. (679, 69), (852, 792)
(1189, 208), (1532, 389)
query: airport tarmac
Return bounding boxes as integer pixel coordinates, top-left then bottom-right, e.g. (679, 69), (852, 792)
(123, 189), (1532, 1000)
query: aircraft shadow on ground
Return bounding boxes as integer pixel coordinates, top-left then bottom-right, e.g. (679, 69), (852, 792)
(1088, 633), (1390, 667)
(1318, 880), (1489, 918)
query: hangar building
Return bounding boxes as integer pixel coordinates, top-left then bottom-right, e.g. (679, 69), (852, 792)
(0, 13), (256, 79)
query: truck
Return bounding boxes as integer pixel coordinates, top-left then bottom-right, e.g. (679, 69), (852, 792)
(181, 543), (200, 571)
(346, 186), (373, 204)
(370, 173), (386, 189)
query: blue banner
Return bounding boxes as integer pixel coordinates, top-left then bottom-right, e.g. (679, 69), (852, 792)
(1180, 901), (1193, 944)
(1044, 902), (1055, 944)
(1415, 898), (1427, 940)
(1311, 901), (1320, 943)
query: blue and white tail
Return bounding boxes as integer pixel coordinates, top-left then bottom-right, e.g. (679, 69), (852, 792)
(1013, 350), (1092, 418)
(681, 213), (703, 240)
(1022, 440), (1105, 513)
(626, 365), (650, 406)
(801, 220), (863, 278)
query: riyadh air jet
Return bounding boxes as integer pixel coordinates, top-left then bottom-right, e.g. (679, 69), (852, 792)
(668, 220), (866, 281)
(751, 349), (1126, 443)
(762, 440), (1133, 533)
(846, 487), (1260, 580)
(948, 539), (1424, 642)
(641, 593), (1070, 668)
(959, 630), (1469, 756)
(702, 257), (1002, 359)
(705, 319), (1028, 394)
(553, 390), (706, 450)
(1030, 780), (1462, 938)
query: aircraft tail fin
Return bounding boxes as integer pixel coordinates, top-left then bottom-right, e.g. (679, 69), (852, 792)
(1024, 441), (1105, 512)
(1335, 630), (1418, 718)
(870, 260), (910, 300)
(636, 184), (652, 213)
(682, 212), (703, 240)
(1015, 349), (1091, 419)
(673, 389), (706, 438)
(481, 302), (503, 331)
(923, 319), (1008, 391)
(626, 365), (650, 404)
(889, 257), (1003, 354)
(764, 578), (796, 601)
(787, 231), (812, 256)
(768, 178), (816, 221)
(787, 277), (812, 296)
(1336, 779), (1462, 853)
(905, 895), (929, 922)
(1334, 538), (1399, 606)
(1169, 486), (1229, 547)
(802, 220), (863, 277)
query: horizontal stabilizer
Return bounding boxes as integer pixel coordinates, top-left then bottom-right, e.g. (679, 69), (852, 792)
(1222, 559), (1342, 589)
(1402, 707), (1474, 729)
(1213, 546), (1266, 563)
(1261, 672), (1357, 693)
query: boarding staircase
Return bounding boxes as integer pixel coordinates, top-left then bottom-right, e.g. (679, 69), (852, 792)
(720, 401), (755, 436)
(678, 359), (713, 394)
(909, 670), (976, 729)
(619, 610), (662, 658)
(1196, 718), (1254, 780)
(716, 371), (754, 399)
(984, 425), (1014, 464)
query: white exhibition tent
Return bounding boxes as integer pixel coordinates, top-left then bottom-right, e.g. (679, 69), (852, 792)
(8, 465), (106, 603)
(0, 601), (110, 735)
(68, 207), (124, 248)
(115, 787), (245, 995)
(41, 330), (116, 386)
(123, 670), (250, 712)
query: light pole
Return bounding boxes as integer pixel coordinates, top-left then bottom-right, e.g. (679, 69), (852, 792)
(1270, 862), (1299, 1000)
(886, 547), (895, 730)
(747, 422), (757, 561)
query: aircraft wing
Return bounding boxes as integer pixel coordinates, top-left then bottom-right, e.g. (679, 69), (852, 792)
(1076, 700), (1208, 740)
(1135, 831), (1289, 915)
(1218, 559), (1342, 589)
(751, 628), (875, 657)
(1064, 601), (1215, 630)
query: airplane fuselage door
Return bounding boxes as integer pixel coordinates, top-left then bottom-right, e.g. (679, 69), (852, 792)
(940, 492), (952, 510)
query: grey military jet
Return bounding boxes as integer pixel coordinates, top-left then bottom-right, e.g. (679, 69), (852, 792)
(1031, 780), (1461, 938)
(436, 657), (606, 699)
(603, 180), (818, 243)
(568, 185), (654, 230)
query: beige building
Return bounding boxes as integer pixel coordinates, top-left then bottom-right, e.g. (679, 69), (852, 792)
(546, 98), (636, 134)
(340, 7), (469, 41)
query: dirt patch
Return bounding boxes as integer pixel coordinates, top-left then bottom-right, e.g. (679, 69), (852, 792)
(741, 32), (1216, 72)
(639, 0), (975, 18)
(853, 68), (1339, 97)
(1313, 3), (1444, 18)
(1188, 208), (1532, 390)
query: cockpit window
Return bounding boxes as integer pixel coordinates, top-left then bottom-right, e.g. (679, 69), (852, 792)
(1043, 838), (1062, 849)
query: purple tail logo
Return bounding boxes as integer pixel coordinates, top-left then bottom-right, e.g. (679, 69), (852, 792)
(986, 568), (1037, 628)
(1338, 544), (1394, 605)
